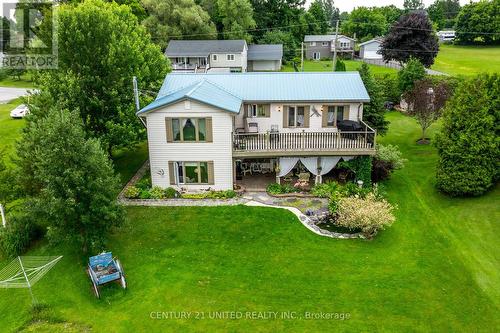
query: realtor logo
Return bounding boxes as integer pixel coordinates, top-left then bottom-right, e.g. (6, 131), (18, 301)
(0, 0), (58, 69)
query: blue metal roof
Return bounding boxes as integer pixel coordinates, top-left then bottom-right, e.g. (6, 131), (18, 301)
(138, 79), (243, 114)
(138, 72), (370, 114)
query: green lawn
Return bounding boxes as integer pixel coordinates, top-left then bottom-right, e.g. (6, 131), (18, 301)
(432, 44), (500, 76)
(0, 74), (34, 88)
(1, 112), (498, 332)
(282, 60), (397, 76)
(0, 99), (25, 160)
(112, 142), (149, 186)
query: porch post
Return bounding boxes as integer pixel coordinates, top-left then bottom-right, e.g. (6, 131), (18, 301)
(233, 159), (237, 185)
(316, 157), (322, 184)
(275, 159), (281, 184)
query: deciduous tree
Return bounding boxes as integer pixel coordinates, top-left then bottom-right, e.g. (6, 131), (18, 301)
(33, 0), (169, 155)
(342, 7), (387, 41)
(217, 0), (256, 41)
(398, 57), (426, 94)
(381, 11), (439, 67)
(403, 78), (451, 143)
(455, 0), (500, 44)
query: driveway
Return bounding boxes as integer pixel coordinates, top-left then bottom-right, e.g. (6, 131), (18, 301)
(0, 87), (32, 103)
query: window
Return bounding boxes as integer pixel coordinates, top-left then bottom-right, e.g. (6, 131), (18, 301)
(247, 104), (267, 117)
(340, 41), (350, 48)
(227, 54), (235, 61)
(171, 118), (208, 142)
(323, 105), (348, 127)
(212, 54), (218, 61)
(310, 41), (316, 46)
(287, 106), (306, 127)
(322, 41), (329, 46)
(313, 52), (321, 60)
(336, 106), (345, 122)
(176, 162), (208, 184)
(327, 106), (335, 126)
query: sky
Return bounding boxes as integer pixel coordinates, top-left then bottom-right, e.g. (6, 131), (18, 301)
(306, 0), (479, 13)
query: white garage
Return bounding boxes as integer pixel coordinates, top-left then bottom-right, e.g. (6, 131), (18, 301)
(247, 44), (283, 71)
(359, 38), (383, 60)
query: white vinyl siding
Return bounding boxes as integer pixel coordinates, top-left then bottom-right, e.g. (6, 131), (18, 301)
(145, 100), (233, 191)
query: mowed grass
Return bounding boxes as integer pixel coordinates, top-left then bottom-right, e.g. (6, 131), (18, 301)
(432, 44), (500, 75)
(0, 112), (498, 332)
(0, 99), (25, 160)
(0, 74), (34, 88)
(282, 59), (397, 75)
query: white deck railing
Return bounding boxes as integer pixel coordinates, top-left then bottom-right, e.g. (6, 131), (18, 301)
(233, 124), (376, 153)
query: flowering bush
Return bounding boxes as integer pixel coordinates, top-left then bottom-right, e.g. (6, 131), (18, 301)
(376, 144), (407, 170)
(123, 186), (140, 199)
(293, 179), (309, 191)
(335, 193), (396, 238)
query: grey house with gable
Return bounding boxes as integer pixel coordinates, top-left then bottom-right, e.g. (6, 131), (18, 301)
(304, 35), (355, 60)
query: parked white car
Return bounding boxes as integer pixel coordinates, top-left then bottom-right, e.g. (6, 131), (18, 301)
(10, 104), (29, 119)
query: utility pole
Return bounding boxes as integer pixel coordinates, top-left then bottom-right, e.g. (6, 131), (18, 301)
(301, 42), (304, 72)
(132, 76), (140, 113)
(332, 20), (339, 71)
(0, 204), (5, 228)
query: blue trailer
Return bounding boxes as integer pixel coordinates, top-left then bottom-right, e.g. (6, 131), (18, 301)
(87, 252), (126, 298)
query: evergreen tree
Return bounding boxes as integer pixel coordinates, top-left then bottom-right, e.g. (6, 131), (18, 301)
(16, 109), (124, 252)
(358, 64), (389, 135)
(435, 74), (499, 196)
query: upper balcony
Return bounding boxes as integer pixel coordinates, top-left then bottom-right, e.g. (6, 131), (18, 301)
(232, 121), (376, 157)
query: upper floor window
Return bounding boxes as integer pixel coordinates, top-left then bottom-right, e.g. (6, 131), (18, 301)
(340, 41), (350, 48)
(322, 41), (329, 46)
(227, 54), (235, 61)
(322, 105), (348, 127)
(247, 104), (268, 117)
(212, 54), (218, 61)
(310, 41), (316, 46)
(287, 106), (306, 127)
(166, 117), (212, 143)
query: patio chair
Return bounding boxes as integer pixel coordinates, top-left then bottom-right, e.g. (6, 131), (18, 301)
(241, 163), (252, 176)
(251, 163), (262, 174)
(261, 163), (272, 174)
(283, 172), (294, 183)
(298, 172), (311, 182)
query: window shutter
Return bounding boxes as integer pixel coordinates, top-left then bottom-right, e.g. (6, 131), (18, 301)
(207, 161), (214, 185)
(343, 105), (350, 120)
(264, 104), (270, 117)
(165, 118), (173, 142)
(205, 117), (213, 142)
(322, 105), (328, 127)
(168, 162), (176, 185)
(304, 106), (310, 128)
(282, 106), (288, 128)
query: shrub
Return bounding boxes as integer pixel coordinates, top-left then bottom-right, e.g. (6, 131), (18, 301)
(149, 186), (165, 199)
(0, 215), (39, 257)
(378, 74), (401, 104)
(338, 156), (372, 187)
(435, 74), (499, 196)
(135, 175), (151, 191)
(376, 144), (406, 170)
(123, 186), (140, 199)
(181, 190), (237, 199)
(139, 189), (152, 199)
(266, 183), (300, 195)
(372, 160), (393, 182)
(164, 187), (179, 198)
(311, 182), (340, 198)
(336, 193), (396, 238)
(398, 57), (426, 94)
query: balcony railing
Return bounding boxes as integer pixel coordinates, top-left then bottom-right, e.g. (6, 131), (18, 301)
(233, 122), (376, 155)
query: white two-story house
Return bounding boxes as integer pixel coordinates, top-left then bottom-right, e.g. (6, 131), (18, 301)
(137, 72), (375, 191)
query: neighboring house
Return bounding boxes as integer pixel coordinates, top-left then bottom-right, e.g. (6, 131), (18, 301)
(359, 38), (384, 60)
(165, 40), (248, 73)
(247, 44), (283, 71)
(137, 72), (376, 191)
(304, 35), (355, 60)
(437, 30), (455, 42)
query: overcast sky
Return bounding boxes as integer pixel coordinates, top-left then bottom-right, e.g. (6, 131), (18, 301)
(307, 1), (479, 13)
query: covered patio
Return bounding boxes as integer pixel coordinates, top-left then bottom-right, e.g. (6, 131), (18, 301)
(234, 156), (355, 192)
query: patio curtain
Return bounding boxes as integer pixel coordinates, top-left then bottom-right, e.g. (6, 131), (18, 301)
(299, 157), (320, 183)
(277, 157), (299, 177)
(342, 156), (355, 161)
